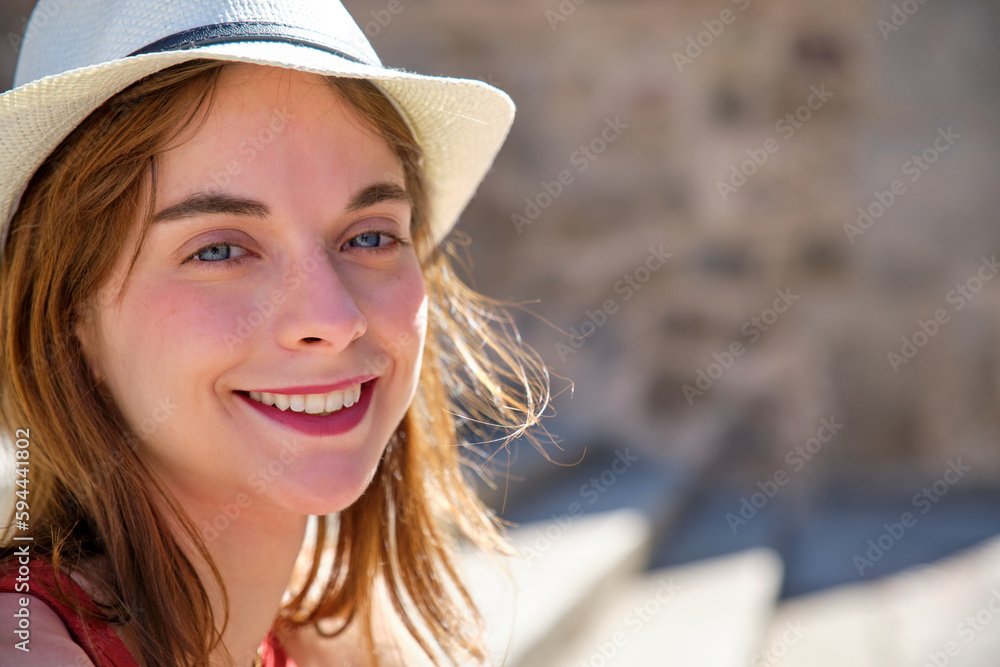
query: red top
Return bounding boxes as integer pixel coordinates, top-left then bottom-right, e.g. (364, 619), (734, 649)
(0, 557), (295, 666)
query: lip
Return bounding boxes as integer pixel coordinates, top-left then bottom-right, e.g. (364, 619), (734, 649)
(236, 378), (377, 437)
(249, 375), (378, 394)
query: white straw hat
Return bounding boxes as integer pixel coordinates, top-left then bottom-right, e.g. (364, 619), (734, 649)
(0, 0), (515, 254)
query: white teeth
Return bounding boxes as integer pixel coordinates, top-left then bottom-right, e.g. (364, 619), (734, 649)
(246, 384), (364, 415)
(325, 391), (344, 413)
(305, 394), (326, 415)
(344, 384), (360, 407)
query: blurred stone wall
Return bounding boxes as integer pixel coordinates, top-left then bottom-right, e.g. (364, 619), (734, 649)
(345, 0), (1000, 500)
(3, 0), (999, 503)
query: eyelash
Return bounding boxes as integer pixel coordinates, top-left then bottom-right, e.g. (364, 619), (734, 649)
(345, 231), (411, 255)
(184, 231), (412, 268)
(184, 241), (252, 269)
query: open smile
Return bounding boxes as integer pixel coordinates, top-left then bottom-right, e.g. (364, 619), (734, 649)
(247, 384), (362, 416)
(235, 378), (377, 437)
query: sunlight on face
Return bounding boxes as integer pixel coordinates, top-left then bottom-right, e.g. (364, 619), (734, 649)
(77, 64), (428, 522)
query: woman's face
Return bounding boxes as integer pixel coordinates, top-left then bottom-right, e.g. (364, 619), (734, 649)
(77, 64), (427, 519)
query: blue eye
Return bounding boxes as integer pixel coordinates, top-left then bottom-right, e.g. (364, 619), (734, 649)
(189, 243), (248, 263)
(349, 232), (392, 248)
(346, 231), (410, 253)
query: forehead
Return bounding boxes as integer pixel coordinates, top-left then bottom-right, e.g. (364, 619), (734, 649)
(153, 62), (405, 213)
(204, 62), (349, 128)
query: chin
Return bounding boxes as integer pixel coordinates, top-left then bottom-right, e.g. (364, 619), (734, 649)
(270, 449), (387, 516)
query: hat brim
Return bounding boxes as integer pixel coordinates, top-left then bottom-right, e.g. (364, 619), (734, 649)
(0, 40), (515, 250)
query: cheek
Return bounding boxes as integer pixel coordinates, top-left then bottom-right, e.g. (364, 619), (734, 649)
(102, 281), (247, 398)
(366, 265), (428, 377)
(158, 285), (254, 352)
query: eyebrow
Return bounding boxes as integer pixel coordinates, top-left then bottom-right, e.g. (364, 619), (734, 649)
(152, 182), (411, 223)
(346, 182), (412, 212)
(153, 193), (267, 223)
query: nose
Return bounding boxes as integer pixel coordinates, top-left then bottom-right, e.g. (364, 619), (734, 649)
(272, 245), (367, 351)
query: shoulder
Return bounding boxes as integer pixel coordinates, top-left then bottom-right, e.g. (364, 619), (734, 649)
(0, 592), (96, 666)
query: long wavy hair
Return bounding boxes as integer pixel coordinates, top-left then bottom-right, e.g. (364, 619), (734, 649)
(0, 59), (549, 666)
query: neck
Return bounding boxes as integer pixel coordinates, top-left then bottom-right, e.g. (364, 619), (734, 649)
(169, 496), (308, 666)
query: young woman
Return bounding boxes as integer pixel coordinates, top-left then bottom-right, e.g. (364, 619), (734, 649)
(0, 1), (548, 665)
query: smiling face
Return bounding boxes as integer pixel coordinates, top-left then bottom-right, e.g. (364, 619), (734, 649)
(76, 64), (428, 519)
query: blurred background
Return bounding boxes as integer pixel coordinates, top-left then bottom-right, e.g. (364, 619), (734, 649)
(3, 0), (1000, 664)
